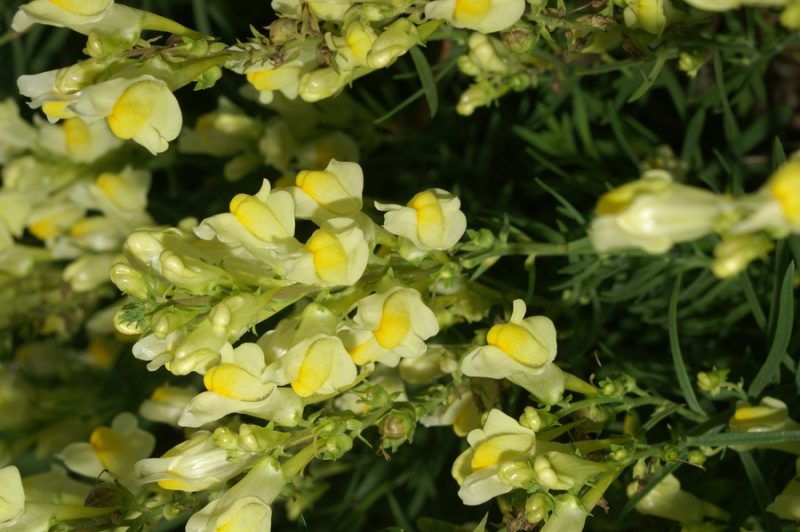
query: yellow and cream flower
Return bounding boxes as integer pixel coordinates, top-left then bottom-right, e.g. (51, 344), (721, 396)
(263, 334), (358, 400)
(136, 430), (253, 492)
(246, 47), (317, 104)
(37, 117), (121, 163)
(451, 409), (536, 505)
(366, 19), (419, 69)
(179, 342), (303, 427)
(623, 0), (671, 35)
(330, 20), (378, 71)
(194, 179), (297, 262)
(425, 0), (525, 34)
(11, 0), (113, 33)
(186, 457), (286, 532)
(69, 75), (182, 155)
(17, 69), (78, 123)
(376, 188), (467, 251)
(732, 159), (800, 235)
(461, 299), (564, 404)
(139, 385), (198, 426)
(589, 170), (727, 254)
(290, 159), (364, 222)
(683, 0), (785, 11)
(282, 217), (369, 286)
(339, 287), (440, 366)
(57, 412), (155, 487)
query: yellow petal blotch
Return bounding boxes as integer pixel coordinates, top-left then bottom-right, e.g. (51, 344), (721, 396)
(454, 0), (492, 25)
(487, 323), (549, 367)
(204, 364), (267, 401)
(373, 292), (411, 349)
(306, 229), (348, 283)
(296, 170), (357, 214)
(90, 426), (128, 472)
(769, 161), (800, 226)
(291, 338), (335, 397)
(51, 0), (111, 15)
(107, 80), (163, 141)
(470, 434), (534, 470)
(229, 194), (290, 242)
(409, 191), (445, 247)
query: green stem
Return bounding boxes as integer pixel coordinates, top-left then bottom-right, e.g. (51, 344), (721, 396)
(580, 467), (622, 510)
(283, 442), (320, 477)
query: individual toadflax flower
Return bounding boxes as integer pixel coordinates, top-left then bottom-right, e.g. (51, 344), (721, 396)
(339, 287), (440, 366)
(731, 158), (800, 236)
(0, 465), (107, 531)
(139, 385), (198, 426)
(425, 0), (525, 33)
(376, 188), (467, 251)
(58, 412), (155, 488)
(136, 430), (254, 492)
(194, 179), (297, 262)
(461, 299), (565, 404)
(627, 473), (729, 525)
(589, 170), (728, 254)
(290, 159), (363, 222)
(179, 342), (303, 427)
(451, 409), (536, 505)
(68, 75), (181, 155)
(37, 117), (121, 163)
(728, 396), (800, 454)
(186, 456), (286, 531)
(365, 18), (419, 70)
(540, 494), (589, 531)
(246, 46), (317, 104)
(282, 218), (369, 286)
(623, 0), (673, 35)
(11, 0), (114, 33)
(264, 334), (358, 399)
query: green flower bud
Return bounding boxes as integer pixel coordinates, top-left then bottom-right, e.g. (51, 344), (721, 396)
(687, 449), (706, 466)
(501, 21), (538, 54)
(269, 18), (297, 44)
(662, 446), (680, 461)
(678, 52), (706, 78)
(320, 433), (353, 460)
(520, 406), (543, 432)
(497, 460), (536, 488)
(525, 493), (549, 524)
(380, 409), (416, 443)
(213, 427), (239, 450)
(632, 459), (647, 480)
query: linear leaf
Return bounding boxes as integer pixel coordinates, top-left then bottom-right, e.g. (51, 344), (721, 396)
(684, 430), (800, 447)
(669, 274), (706, 416)
(409, 46), (438, 118)
(749, 261), (795, 396)
(628, 48), (668, 103)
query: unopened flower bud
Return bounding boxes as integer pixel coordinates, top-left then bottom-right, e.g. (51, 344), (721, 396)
(712, 233), (774, 279)
(632, 459), (647, 480)
(380, 409), (415, 443)
(497, 460), (536, 488)
(687, 449), (706, 466)
(269, 18), (297, 44)
(662, 446), (680, 461)
(519, 406), (543, 432)
(213, 427), (238, 451)
(320, 433), (353, 460)
(501, 21), (537, 53)
(457, 82), (495, 116)
(525, 493), (549, 524)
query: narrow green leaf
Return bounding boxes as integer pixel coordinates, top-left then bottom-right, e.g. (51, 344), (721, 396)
(739, 451), (779, 532)
(534, 177), (585, 224)
(685, 430), (800, 447)
(740, 271), (767, 331)
(571, 83), (598, 159)
(749, 261), (796, 396)
(668, 274), (706, 416)
(772, 136), (787, 169)
(409, 46), (438, 118)
(679, 108), (705, 164)
(628, 48), (668, 103)
(713, 52), (741, 142)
